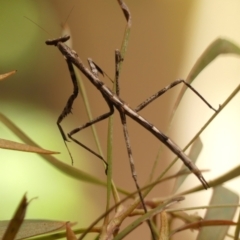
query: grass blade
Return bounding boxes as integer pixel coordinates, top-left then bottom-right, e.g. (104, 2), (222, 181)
(0, 70), (17, 81)
(197, 186), (239, 240)
(1, 220), (75, 240)
(113, 196), (184, 240)
(2, 195), (28, 240)
(171, 38), (240, 119)
(0, 138), (59, 154)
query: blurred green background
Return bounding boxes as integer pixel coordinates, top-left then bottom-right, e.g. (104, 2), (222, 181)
(1, 1), (240, 240)
(0, 0), (107, 233)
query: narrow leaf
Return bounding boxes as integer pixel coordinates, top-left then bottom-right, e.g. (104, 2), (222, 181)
(170, 211), (202, 225)
(22, 227), (101, 240)
(0, 70), (17, 81)
(114, 196), (184, 240)
(175, 85), (240, 196)
(1, 220), (75, 240)
(0, 138), (59, 154)
(159, 211), (169, 240)
(171, 38), (240, 119)
(100, 1), (133, 237)
(0, 113), (109, 187)
(171, 220), (236, 236)
(197, 186), (239, 240)
(2, 194), (28, 240)
(41, 155), (107, 186)
(187, 38), (240, 83)
(180, 165), (240, 195)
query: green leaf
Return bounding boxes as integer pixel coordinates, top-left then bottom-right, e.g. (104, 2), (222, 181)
(113, 196), (184, 240)
(100, 1), (132, 237)
(2, 195), (28, 240)
(186, 38), (240, 83)
(171, 84), (240, 196)
(0, 113), (107, 186)
(180, 165), (240, 195)
(0, 138), (59, 155)
(0, 220), (75, 240)
(197, 186), (239, 240)
(171, 38), (240, 120)
(172, 220), (236, 236)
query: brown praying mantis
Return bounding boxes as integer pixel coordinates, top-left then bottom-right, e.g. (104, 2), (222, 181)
(46, 35), (217, 191)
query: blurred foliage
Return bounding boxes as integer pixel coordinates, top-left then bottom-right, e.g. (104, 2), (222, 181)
(1, 1), (240, 240)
